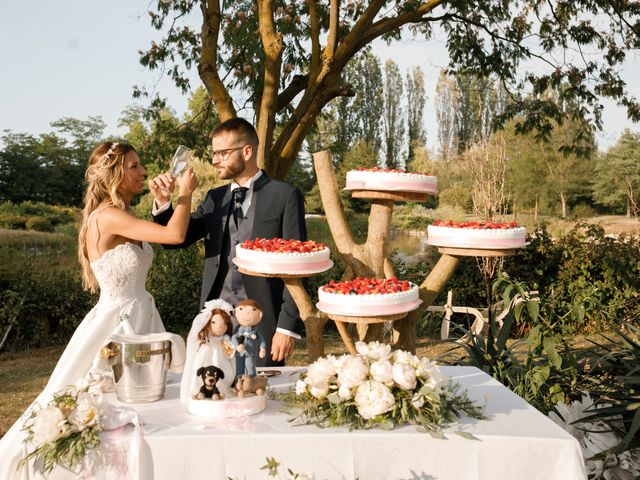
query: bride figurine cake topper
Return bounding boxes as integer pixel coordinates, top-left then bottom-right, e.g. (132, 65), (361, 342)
(180, 299), (235, 404)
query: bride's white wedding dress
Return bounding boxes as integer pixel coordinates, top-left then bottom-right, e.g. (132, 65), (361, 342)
(0, 241), (165, 480)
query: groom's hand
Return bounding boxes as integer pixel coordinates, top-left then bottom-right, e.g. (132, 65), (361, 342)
(271, 332), (295, 362)
(149, 172), (175, 206)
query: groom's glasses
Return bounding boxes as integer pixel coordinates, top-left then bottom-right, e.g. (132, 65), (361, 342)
(209, 146), (246, 162)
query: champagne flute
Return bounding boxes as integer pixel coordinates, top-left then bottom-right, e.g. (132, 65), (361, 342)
(161, 145), (193, 194)
(171, 145), (192, 177)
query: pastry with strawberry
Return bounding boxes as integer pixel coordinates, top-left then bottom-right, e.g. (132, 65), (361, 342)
(317, 276), (421, 316)
(427, 220), (527, 249)
(344, 167), (437, 194)
(233, 237), (332, 274)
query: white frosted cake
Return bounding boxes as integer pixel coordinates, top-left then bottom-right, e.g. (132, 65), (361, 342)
(317, 277), (421, 316)
(234, 238), (332, 274)
(427, 220), (527, 249)
(345, 167), (437, 194)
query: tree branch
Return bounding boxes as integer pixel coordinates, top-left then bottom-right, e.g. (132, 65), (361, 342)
(256, 0), (284, 169)
(306, 0), (322, 83)
(313, 150), (355, 254)
(274, 83), (355, 178)
(276, 74), (308, 112)
(322, 0), (340, 68)
(198, 0), (236, 121)
(355, 0), (447, 52)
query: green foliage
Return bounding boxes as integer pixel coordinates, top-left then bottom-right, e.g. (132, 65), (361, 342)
(120, 87), (219, 173)
(593, 129), (640, 216)
(574, 323), (640, 457)
(396, 223), (640, 334)
(0, 118), (105, 206)
(146, 245), (202, 335)
(443, 273), (577, 412)
(0, 244), (96, 351)
(0, 201), (79, 231)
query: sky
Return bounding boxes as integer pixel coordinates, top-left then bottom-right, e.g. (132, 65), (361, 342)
(1, 1), (639, 152)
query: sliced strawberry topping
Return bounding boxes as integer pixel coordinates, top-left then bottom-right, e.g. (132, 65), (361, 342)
(240, 237), (327, 253)
(431, 220), (521, 230)
(321, 277), (414, 295)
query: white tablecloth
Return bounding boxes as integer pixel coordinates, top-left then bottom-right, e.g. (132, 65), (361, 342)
(110, 366), (586, 480)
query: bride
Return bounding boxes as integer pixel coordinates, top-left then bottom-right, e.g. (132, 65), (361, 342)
(0, 141), (198, 479)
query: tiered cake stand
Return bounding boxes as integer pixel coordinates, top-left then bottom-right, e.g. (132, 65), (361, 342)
(236, 152), (524, 361)
(316, 188), (430, 354)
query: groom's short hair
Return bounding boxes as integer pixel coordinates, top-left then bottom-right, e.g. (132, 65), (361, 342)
(211, 117), (259, 148)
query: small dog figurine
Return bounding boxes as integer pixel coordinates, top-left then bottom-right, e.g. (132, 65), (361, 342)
(234, 374), (268, 398)
(195, 365), (225, 400)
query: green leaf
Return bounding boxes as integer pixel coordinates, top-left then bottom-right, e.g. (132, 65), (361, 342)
(455, 431), (480, 441)
(543, 337), (562, 369)
(526, 301), (540, 323)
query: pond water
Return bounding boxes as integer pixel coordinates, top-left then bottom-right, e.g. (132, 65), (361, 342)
(388, 233), (430, 265)
(307, 217), (429, 265)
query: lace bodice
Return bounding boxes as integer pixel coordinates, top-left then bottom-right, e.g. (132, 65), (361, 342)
(91, 242), (154, 301)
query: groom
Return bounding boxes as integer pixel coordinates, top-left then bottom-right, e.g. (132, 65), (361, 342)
(150, 117), (305, 365)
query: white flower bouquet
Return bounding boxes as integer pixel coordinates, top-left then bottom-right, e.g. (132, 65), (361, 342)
(285, 341), (484, 431)
(20, 381), (111, 474)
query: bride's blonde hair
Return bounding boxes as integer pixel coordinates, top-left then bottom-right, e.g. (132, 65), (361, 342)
(78, 141), (136, 292)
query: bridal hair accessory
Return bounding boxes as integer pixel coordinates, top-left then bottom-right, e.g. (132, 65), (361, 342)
(202, 299), (234, 316)
(101, 142), (120, 161)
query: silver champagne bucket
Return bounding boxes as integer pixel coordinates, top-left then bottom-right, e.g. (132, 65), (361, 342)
(102, 339), (172, 403)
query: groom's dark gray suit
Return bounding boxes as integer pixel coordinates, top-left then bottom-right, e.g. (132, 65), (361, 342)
(153, 171), (306, 362)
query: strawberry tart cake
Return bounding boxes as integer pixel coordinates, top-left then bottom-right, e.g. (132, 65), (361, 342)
(427, 220), (527, 249)
(345, 167), (437, 194)
(233, 238), (333, 275)
(317, 277), (421, 317)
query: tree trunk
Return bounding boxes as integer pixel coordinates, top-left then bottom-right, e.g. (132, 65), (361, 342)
(560, 192), (568, 218)
(534, 197), (539, 222)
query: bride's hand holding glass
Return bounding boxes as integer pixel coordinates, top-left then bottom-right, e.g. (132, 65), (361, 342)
(177, 167), (198, 197)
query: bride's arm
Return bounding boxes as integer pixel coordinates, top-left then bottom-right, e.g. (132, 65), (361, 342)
(101, 169), (199, 244)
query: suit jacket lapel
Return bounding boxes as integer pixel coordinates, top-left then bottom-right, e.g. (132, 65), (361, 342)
(219, 184), (233, 235)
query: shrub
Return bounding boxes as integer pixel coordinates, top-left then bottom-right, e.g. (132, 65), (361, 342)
(393, 223), (640, 334)
(25, 216), (54, 232)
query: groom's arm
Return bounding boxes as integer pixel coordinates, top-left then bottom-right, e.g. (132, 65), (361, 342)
(152, 196), (208, 249)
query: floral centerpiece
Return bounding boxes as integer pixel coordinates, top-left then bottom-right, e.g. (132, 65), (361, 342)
(20, 380), (114, 474)
(285, 341), (485, 431)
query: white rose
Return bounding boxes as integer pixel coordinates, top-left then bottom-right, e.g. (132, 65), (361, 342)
(392, 362), (417, 390)
(416, 358), (447, 394)
(307, 379), (330, 400)
(354, 381), (396, 420)
(295, 380), (307, 395)
(338, 383), (353, 399)
(32, 406), (68, 445)
(307, 357), (337, 381)
(370, 359), (394, 386)
(337, 356), (368, 389)
(392, 350), (418, 366)
(355, 341), (391, 361)
(67, 392), (99, 432)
